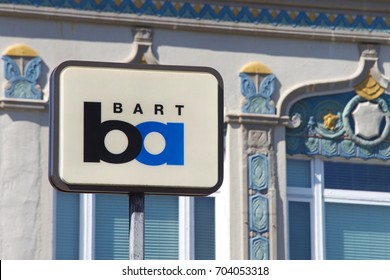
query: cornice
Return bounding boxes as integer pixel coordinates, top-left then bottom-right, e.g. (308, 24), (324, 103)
(1, 1), (390, 43)
(229, 0), (390, 14)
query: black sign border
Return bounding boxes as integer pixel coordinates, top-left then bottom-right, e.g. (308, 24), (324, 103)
(49, 60), (224, 196)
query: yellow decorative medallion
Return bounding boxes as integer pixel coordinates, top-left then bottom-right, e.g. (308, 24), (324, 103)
(354, 74), (384, 100)
(3, 44), (39, 57)
(240, 61), (272, 75)
(323, 112), (339, 130)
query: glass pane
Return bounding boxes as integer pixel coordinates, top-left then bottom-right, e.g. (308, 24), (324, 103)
(325, 162), (390, 192)
(194, 197), (215, 260)
(95, 194), (129, 260)
(55, 192), (80, 260)
(287, 159), (311, 188)
(288, 201), (311, 260)
(325, 203), (390, 260)
(145, 196), (179, 260)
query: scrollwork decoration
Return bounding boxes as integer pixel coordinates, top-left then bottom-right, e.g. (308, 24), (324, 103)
(2, 44), (43, 100)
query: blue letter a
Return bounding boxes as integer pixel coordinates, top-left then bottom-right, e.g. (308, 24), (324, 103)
(136, 122), (184, 166)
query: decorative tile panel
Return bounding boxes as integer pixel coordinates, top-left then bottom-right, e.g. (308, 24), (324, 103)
(1, 1), (389, 34)
(248, 153), (269, 260)
(250, 236), (269, 260)
(249, 194), (268, 233)
(248, 154), (268, 191)
(286, 91), (390, 160)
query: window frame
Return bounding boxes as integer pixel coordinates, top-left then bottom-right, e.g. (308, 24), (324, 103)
(54, 193), (220, 260)
(287, 157), (390, 260)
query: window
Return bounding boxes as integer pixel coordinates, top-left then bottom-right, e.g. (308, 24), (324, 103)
(55, 191), (80, 260)
(55, 193), (215, 260)
(287, 158), (390, 260)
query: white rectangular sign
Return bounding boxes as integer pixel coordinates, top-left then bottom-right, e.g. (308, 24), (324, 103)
(49, 61), (223, 195)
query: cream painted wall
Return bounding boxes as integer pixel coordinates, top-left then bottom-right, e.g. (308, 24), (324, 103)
(153, 29), (363, 113)
(0, 110), (49, 259)
(0, 17), (136, 260)
(1, 14), (389, 259)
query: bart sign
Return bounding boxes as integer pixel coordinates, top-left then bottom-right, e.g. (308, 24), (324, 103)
(49, 61), (223, 195)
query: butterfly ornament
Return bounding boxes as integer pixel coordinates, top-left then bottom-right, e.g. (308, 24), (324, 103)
(239, 62), (276, 114)
(2, 55), (42, 99)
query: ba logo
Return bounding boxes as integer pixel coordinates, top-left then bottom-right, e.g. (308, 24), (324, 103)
(83, 102), (184, 166)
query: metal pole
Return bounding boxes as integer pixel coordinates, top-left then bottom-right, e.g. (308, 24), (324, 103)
(127, 27), (155, 261)
(129, 193), (145, 260)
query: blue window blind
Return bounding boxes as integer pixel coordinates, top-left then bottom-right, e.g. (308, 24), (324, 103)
(55, 191), (80, 260)
(58, 194), (215, 260)
(95, 194), (129, 260)
(325, 203), (390, 260)
(194, 197), (215, 260)
(144, 196), (179, 260)
(288, 201), (311, 260)
(94, 195), (179, 260)
(324, 162), (390, 192)
(287, 159), (311, 188)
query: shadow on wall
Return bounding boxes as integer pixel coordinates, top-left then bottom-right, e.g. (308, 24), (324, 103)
(0, 17), (133, 44)
(0, 109), (49, 127)
(154, 28), (360, 61)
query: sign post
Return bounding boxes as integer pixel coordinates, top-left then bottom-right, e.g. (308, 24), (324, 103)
(49, 61), (223, 259)
(129, 193), (144, 260)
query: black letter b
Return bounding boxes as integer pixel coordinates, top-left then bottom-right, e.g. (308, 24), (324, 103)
(84, 102), (142, 164)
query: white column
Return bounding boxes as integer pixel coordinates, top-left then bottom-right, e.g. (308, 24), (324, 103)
(312, 158), (325, 259)
(179, 197), (194, 260)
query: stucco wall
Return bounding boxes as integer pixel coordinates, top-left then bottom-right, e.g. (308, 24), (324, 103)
(0, 110), (49, 259)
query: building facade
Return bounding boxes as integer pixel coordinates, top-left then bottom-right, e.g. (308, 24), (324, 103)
(1, 0), (390, 260)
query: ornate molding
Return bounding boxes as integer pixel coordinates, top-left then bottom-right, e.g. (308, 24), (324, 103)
(278, 44), (390, 117)
(354, 74), (385, 101)
(322, 112), (339, 131)
(286, 92), (390, 159)
(2, 45), (42, 99)
(2, 2), (390, 43)
(248, 130), (269, 149)
(127, 28), (158, 64)
(1, 44), (47, 110)
(285, 45), (390, 160)
(0, 0), (389, 33)
(342, 96), (390, 147)
(240, 62), (275, 115)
